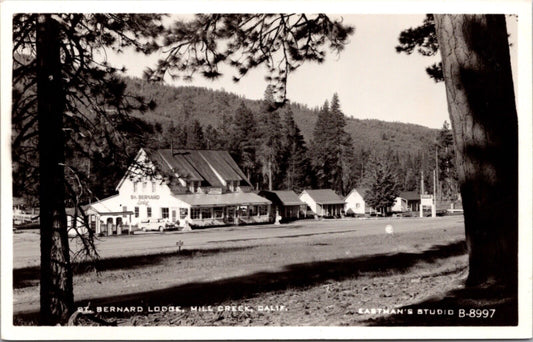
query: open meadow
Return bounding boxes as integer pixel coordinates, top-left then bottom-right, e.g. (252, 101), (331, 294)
(13, 216), (502, 326)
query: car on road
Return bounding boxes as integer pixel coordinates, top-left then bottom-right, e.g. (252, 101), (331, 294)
(139, 219), (177, 232)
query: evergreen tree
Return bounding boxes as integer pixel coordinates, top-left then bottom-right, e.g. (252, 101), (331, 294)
(310, 101), (332, 188)
(186, 119), (206, 149)
(257, 110), (283, 190)
(280, 108), (310, 191)
(437, 121), (458, 200)
(204, 124), (221, 149)
(257, 89), (284, 190)
(215, 112), (234, 150)
(364, 151), (401, 215)
(398, 14), (518, 290)
(310, 94), (355, 195)
(329, 94), (345, 193)
(231, 102), (259, 183)
(13, 13), (163, 325)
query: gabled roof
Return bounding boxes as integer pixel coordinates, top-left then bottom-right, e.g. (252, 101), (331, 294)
(346, 187), (370, 200)
(150, 149), (203, 181)
(200, 150), (248, 181)
(300, 189), (345, 205)
(145, 149), (252, 188)
(399, 191), (420, 201)
(258, 190), (305, 206)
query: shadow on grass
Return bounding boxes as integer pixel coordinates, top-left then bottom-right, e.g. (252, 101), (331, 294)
(206, 228), (359, 244)
(14, 240), (468, 324)
(362, 285), (518, 326)
(13, 246), (254, 289)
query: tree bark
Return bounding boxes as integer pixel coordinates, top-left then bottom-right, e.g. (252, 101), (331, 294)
(36, 14), (74, 325)
(434, 15), (518, 290)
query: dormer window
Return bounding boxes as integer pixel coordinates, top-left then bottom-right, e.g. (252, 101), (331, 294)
(189, 181), (200, 193)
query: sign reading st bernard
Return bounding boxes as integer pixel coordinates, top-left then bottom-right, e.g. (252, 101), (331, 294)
(130, 195), (161, 200)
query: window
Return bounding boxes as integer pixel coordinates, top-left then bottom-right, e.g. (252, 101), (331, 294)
(161, 207), (169, 219)
(356, 203), (361, 209)
(227, 207), (235, 218)
(249, 205), (257, 216)
(238, 205), (248, 217)
(201, 208), (212, 219)
(189, 181), (200, 193)
(142, 181), (147, 191)
(259, 205), (268, 215)
(214, 207), (224, 219)
(147, 207), (152, 218)
(191, 208), (200, 219)
(134, 207), (139, 218)
(151, 181), (156, 193)
(133, 182), (138, 192)
(180, 208), (188, 219)
(123, 206), (127, 212)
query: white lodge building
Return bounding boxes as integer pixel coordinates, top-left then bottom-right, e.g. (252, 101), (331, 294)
(88, 148), (271, 234)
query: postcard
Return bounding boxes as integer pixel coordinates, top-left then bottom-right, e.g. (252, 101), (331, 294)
(2, 0), (531, 339)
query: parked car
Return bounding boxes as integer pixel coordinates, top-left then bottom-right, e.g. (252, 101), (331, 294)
(139, 219), (177, 232)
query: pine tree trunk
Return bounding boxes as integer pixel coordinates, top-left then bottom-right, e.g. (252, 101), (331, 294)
(36, 14), (74, 325)
(434, 15), (518, 290)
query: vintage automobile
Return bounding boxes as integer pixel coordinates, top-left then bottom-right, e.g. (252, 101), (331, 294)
(139, 218), (177, 232)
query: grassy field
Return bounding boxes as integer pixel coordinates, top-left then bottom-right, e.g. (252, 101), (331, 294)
(14, 217), (489, 326)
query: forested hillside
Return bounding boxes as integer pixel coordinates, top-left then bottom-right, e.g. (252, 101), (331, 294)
(13, 73), (452, 205)
(117, 77), (452, 199)
(123, 77), (438, 157)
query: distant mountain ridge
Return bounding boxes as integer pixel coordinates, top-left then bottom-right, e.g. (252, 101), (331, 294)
(124, 77), (438, 156)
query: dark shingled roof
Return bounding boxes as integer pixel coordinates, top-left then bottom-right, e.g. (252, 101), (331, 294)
(301, 189), (345, 205)
(146, 149), (251, 188)
(399, 191), (420, 201)
(258, 190), (305, 206)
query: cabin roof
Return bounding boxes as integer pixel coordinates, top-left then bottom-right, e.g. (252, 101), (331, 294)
(301, 189), (345, 205)
(258, 190), (306, 206)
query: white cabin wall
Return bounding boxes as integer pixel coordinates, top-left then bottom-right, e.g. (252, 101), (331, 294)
(299, 192), (318, 215)
(345, 191), (366, 215)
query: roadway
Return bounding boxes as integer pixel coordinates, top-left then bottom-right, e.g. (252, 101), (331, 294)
(13, 216), (464, 269)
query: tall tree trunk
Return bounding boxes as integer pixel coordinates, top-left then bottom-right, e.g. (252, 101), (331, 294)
(36, 14), (74, 325)
(434, 15), (518, 290)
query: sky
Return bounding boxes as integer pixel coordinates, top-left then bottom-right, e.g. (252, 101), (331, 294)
(106, 14), (517, 129)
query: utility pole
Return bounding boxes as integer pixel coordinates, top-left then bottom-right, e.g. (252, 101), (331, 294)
(432, 169), (437, 218)
(435, 145), (439, 200)
(420, 170), (424, 217)
(420, 170), (425, 194)
(268, 159), (272, 191)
